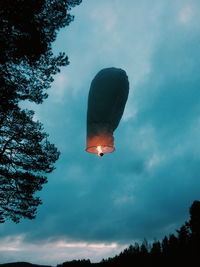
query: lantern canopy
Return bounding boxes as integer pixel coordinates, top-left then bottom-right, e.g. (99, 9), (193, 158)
(86, 67), (129, 156)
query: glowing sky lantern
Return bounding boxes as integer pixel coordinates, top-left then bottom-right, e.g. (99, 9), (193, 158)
(86, 67), (129, 156)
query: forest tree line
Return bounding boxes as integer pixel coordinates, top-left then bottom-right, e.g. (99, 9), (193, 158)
(57, 200), (200, 267)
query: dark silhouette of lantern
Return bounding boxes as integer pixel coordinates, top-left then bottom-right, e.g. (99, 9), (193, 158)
(86, 67), (129, 156)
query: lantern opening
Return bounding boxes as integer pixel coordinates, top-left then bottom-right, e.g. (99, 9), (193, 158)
(86, 133), (115, 155)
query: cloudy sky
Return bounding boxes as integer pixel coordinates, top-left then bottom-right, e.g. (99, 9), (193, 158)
(1, 0), (200, 265)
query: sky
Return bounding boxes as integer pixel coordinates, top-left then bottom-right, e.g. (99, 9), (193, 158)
(1, 0), (200, 265)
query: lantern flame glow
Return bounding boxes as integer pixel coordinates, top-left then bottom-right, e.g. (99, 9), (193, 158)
(86, 134), (115, 155)
(97, 146), (104, 157)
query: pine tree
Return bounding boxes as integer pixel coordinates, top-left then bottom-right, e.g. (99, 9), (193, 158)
(0, 0), (82, 222)
(0, 108), (60, 222)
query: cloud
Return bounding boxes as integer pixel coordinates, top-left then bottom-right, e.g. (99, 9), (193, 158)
(0, 235), (126, 265)
(179, 5), (194, 24)
(90, 3), (117, 33)
(49, 73), (70, 103)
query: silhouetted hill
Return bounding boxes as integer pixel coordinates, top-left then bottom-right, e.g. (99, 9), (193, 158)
(0, 262), (51, 267)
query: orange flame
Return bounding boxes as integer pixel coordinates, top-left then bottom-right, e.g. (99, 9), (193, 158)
(86, 133), (115, 155)
(97, 146), (104, 157)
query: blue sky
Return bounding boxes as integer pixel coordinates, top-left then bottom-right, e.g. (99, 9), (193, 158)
(1, 0), (200, 265)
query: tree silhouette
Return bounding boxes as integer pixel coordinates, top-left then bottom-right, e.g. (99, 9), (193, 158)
(188, 200), (200, 260)
(96, 201), (200, 267)
(0, 0), (82, 64)
(177, 224), (190, 250)
(151, 240), (161, 255)
(0, 0), (82, 111)
(0, 51), (68, 112)
(0, 0), (82, 222)
(0, 108), (60, 223)
(189, 200), (200, 238)
(161, 236), (169, 256)
(57, 259), (91, 266)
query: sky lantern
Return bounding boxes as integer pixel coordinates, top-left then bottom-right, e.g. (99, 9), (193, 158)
(86, 67), (129, 156)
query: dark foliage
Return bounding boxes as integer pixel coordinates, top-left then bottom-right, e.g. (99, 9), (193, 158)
(0, 51), (68, 111)
(0, 108), (60, 223)
(0, 0), (82, 222)
(0, 0), (82, 111)
(56, 201), (200, 267)
(57, 259), (91, 267)
(98, 200), (200, 267)
(0, 0), (82, 64)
